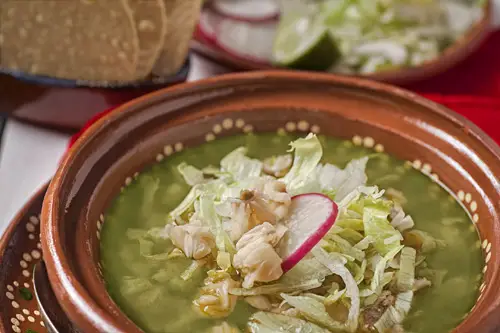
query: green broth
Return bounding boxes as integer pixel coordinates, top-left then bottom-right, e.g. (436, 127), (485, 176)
(100, 133), (483, 333)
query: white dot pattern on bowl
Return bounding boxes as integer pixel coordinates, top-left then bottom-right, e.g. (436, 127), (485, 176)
(235, 119), (245, 129)
(285, 122), (296, 132)
(297, 120), (309, 131)
(243, 124), (253, 133)
(212, 124), (222, 134)
(155, 154), (164, 162)
(310, 125), (321, 134)
(205, 133), (215, 142)
(2, 212), (50, 332)
(163, 145), (174, 156)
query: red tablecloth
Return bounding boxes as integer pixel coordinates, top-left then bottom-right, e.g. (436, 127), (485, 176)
(70, 31), (500, 147)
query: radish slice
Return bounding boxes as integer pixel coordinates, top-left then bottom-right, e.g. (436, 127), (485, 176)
(279, 193), (338, 272)
(212, 0), (280, 22)
(215, 18), (276, 63)
(197, 11), (220, 43)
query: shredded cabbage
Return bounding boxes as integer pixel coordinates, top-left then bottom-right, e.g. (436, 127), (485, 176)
(363, 200), (403, 256)
(221, 147), (263, 181)
(312, 247), (360, 332)
(177, 162), (205, 186)
(248, 312), (330, 333)
(281, 293), (346, 331)
(397, 247), (417, 292)
(282, 133), (323, 195)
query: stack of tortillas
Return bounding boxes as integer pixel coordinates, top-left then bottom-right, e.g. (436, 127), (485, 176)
(0, 0), (202, 83)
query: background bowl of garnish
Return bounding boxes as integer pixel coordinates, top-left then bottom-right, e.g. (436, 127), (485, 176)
(192, 0), (497, 84)
(41, 71), (499, 333)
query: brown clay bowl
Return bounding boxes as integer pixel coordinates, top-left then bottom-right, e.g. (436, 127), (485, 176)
(41, 71), (500, 332)
(0, 184), (48, 333)
(191, 1), (494, 85)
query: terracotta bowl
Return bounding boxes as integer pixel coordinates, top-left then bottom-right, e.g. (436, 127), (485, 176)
(41, 71), (500, 332)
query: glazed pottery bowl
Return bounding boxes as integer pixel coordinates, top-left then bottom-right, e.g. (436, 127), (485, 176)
(41, 71), (500, 332)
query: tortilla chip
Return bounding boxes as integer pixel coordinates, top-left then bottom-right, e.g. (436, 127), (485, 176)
(152, 0), (203, 77)
(127, 0), (168, 80)
(0, 0), (139, 82)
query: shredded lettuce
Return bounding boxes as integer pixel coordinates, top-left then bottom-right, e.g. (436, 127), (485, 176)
(373, 305), (404, 332)
(221, 147), (263, 181)
(230, 280), (322, 296)
(248, 312), (330, 333)
(199, 195), (235, 253)
(282, 133), (323, 195)
(334, 157), (370, 201)
(312, 247), (360, 332)
(397, 247), (417, 292)
(370, 245), (404, 295)
(281, 293), (346, 331)
(177, 162), (205, 186)
(363, 199), (402, 256)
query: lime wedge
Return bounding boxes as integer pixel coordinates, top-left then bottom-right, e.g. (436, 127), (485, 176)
(273, 15), (340, 71)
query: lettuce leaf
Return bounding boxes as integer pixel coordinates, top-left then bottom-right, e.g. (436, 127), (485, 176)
(248, 312), (330, 333)
(396, 247), (417, 292)
(221, 147), (263, 181)
(363, 200), (402, 256)
(230, 280), (322, 296)
(370, 245), (404, 295)
(198, 195), (235, 253)
(312, 247), (360, 332)
(168, 180), (228, 222)
(280, 293), (345, 331)
(177, 162), (205, 186)
(282, 133), (323, 195)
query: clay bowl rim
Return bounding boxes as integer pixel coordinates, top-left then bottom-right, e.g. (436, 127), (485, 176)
(42, 70), (500, 333)
(0, 183), (48, 333)
(191, 1), (492, 84)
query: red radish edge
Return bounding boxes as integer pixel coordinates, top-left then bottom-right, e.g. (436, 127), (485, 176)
(211, 0), (280, 23)
(281, 193), (338, 273)
(197, 11), (219, 43)
(214, 18), (275, 64)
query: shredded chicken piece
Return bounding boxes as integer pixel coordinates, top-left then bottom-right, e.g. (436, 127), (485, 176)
(243, 180), (291, 224)
(263, 154), (293, 177)
(236, 222), (288, 250)
(227, 181), (291, 242)
(233, 222), (287, 288)
(166, 224), (215, 260)
(194, 271), (240, 318)
(244, 295), (273, 311)
(210, 322), (241, 333)
(262, 180), (291, 220)
(227, 201), (253, 242)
